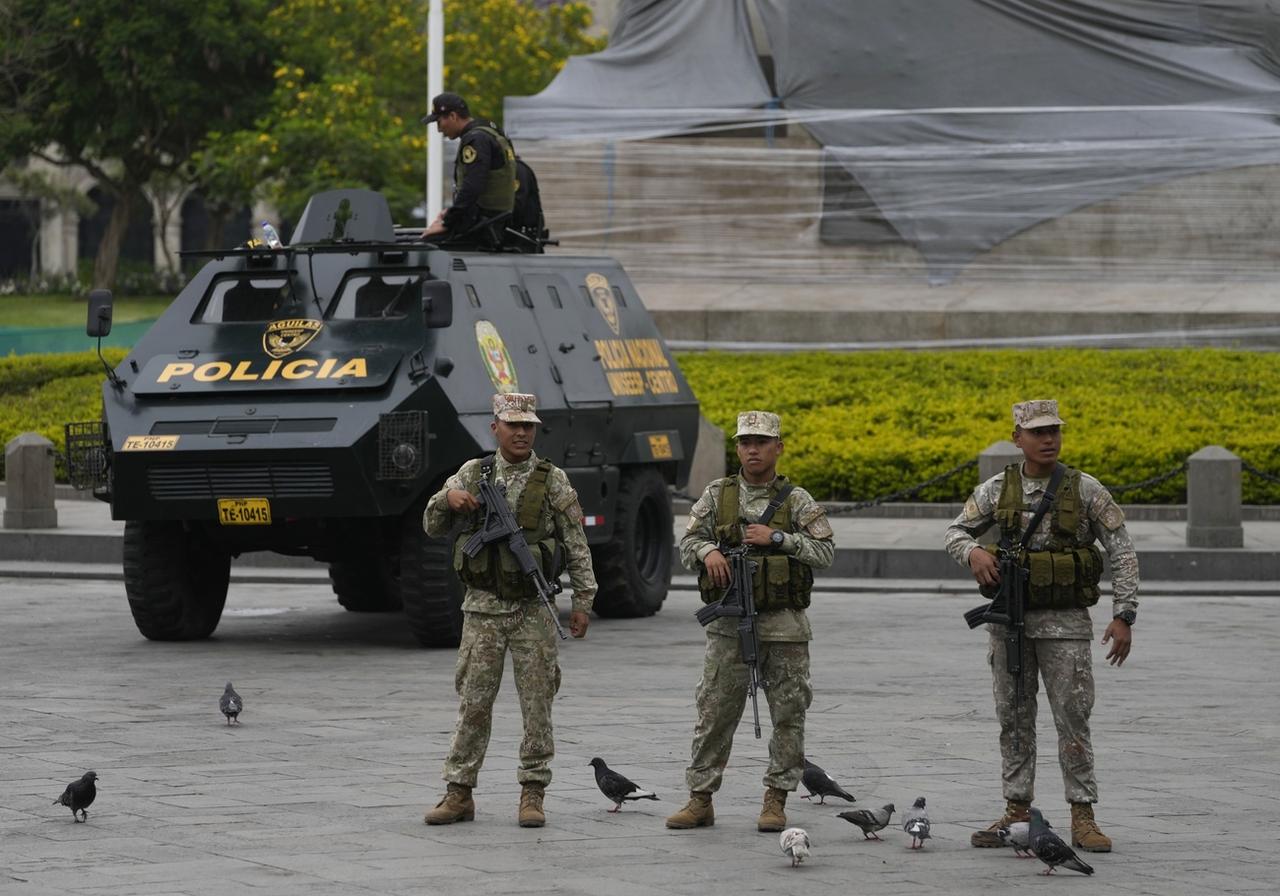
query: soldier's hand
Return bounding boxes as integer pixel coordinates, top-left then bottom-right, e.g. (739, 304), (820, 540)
(446, 488), (480, 513)
(703, 549), (731, 588)
(743, 523), (774, 547)
(968, 547), (1001, 586)
(569, 610), (590, 639)
(422, 211), (447, 239)
(1101, 619), (1132, 666)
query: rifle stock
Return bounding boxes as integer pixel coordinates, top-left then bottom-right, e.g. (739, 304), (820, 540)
(463, 477), (568, 640)
(695, 546), (763, 738)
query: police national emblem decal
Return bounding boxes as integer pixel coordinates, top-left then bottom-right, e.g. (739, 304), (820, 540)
(461, 145), (477, 164)
(263, 318), (324, 359)
(475, 320), (519, 393)
(586, 273), (620, 335)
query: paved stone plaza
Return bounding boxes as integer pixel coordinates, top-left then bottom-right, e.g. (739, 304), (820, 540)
(1, 572), (1275, 896)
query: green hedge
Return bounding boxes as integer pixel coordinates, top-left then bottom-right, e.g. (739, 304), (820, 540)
(676, 349), (1280, 504)
(4, 348), (1280, 502)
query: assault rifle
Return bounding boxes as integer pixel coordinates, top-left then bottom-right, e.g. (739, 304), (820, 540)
(462, 477), (568, 640)
(962, 462), (1065, 753)
(695, 545), (763, 738)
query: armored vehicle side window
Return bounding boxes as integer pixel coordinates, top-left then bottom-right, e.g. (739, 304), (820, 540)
(329, 273), (421, 320)
(199, 277), (291, 323)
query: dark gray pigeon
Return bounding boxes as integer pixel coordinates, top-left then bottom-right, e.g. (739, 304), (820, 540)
(838, 802), (894, 840)
(220, 682), (242, 725)
(800, 759), (855, 805)
(53, 771), (97, 822)
(1029, 807), (1094, 875)
(998, 818), (1045, 857)
(902, 796), (931, 849)
(589, 757), (658, 812)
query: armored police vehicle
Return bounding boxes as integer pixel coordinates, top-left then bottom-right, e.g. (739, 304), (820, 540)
(66, 189), (700, 647)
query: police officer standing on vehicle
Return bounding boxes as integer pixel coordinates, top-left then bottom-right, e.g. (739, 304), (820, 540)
(944, 399), (1138, 854)
(667, 411), (834, 833)
(422, 392), (595, 829)
(421, 92), (516, 246)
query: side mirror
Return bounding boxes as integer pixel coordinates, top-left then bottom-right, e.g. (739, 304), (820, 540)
(422, 280), (453, 329)
(86, 289), (114, 337)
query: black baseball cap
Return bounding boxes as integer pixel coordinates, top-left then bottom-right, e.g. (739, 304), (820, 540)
(421, 92), (468, 124)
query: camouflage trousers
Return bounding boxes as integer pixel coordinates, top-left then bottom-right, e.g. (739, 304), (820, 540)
(685, 634), (812, 793)
(989, 632), (1097, 804)
(441, 604), (561, 788)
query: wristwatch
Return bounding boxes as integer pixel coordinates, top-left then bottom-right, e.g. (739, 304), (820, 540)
(770, 530), (786, 549)
(1113, 609), (1136, 627)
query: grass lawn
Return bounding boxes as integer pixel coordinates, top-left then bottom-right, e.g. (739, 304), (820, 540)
(0, 293), (173, 328)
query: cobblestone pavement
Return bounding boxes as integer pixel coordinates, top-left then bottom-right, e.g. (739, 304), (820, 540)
(2, 576), (1276, 895)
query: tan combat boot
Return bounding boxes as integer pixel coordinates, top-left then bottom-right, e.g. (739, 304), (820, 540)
(757, 787), (788, 832)
(970, 798), (1030, 847)
(424, 782), (475, 825)
(518, 784), (546, 828)
(665, 791), (715, 829)
(1070, 802), (1112, 852)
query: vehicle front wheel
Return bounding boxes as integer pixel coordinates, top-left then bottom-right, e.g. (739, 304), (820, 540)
(122, 520), (230, 640)
(398, 502), (465, 647)
(590, 466), (673, 618)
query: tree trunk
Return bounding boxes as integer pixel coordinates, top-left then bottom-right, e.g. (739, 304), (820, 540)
(93, 192), (132, 289)
(205, 205), (232, 251)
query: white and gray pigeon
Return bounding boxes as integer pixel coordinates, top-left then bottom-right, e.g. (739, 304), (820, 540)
(902, 796), (931, 849)
(800, 758), (855, 805)
(220, 682), (243, 726)
(1028, 807), (1094, 876)
(780, 827), (811, 867)
(588, 757), (659, 812)
(998, 818), (1048, 857)
(53, 771), (98, 823)
(838, 802), (895, 840)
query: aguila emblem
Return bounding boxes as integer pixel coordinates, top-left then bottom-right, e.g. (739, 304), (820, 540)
(262, 318), (324, 359)
(587, 272), (620, 336)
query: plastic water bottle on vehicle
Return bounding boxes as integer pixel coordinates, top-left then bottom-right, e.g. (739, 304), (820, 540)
(260, 221), (284, 249)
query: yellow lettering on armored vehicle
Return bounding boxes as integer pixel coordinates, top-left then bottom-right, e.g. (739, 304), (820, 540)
(153, 357), (368, 385)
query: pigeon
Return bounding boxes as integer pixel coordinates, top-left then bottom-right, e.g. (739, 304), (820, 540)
(53, 771), (98, 822)
(800, 758), (855, 805)
(1028, 807), (1094, 876)
(902, 796), (931, 849)
(838, 802), (894, 840)
(998, 819), (1046, 857)
(588, 757), (659, 812)
(220, 682), (243, 726)
(780, 827), (811, 867)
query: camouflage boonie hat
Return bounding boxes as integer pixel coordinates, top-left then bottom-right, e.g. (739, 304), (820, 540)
(1013, 399), (1065, 429)
(734, 410), (781, 439)
(493, 392), (541, 423)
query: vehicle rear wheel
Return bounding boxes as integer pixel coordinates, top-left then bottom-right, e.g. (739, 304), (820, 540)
(590, 466), (672, 618)
(122, 520), (230, 641)
(329, 531), (402, 612)
(398, 502), (464, 647)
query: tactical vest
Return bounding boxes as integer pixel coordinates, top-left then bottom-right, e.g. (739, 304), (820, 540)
(454, 125), (516, 213)
(697, 476), (814, 612)
(995, 463), (1103, 610)
(453, 458), (561, 599)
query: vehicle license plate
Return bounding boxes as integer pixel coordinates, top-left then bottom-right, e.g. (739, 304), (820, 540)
(217, 497), (272, 525)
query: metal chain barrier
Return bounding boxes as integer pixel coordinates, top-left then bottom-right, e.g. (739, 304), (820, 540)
(1241, 459), (1280, 485)
(825, 458), (979, 514)
(1102, 461), (1188, 495)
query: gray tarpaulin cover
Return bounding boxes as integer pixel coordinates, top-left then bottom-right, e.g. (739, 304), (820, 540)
(505, 0), (1280, 278)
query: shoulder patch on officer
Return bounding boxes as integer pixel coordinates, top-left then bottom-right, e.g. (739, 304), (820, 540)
(963, 495), (982, 521)
(804, 514), (834, 540)
(462, 145), (477, 164)
(1098, 498), (1126, 531)
(552, 485), (579, 513)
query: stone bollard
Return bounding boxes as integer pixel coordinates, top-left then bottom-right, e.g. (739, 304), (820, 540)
(1186, 445), (1243, 548)
(4, 432), (59, 529)
(685, 415), (727, 499)
(978, 441), (1023, 544)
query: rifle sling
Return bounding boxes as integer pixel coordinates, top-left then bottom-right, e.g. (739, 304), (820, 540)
(757, 484), (795, 526)
(1004, 462), (1067, 553)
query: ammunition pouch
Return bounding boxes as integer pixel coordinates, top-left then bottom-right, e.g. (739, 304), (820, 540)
(698, 552), (813, 611)
(1024, 545), (1103, 609)
(454, 536), (561, 600)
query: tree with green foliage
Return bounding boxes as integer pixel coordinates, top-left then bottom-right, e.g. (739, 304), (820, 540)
(0, 1), (278, 287)
(197, 0), (604, 225)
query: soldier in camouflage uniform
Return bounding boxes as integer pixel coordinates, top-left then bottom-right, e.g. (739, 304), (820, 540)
(944, 399), (1138, 854)
(422, 392), (596, 829)
(667, 411), (834, 833)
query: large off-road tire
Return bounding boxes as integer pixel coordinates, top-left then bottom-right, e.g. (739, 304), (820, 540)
(398, 503), (465, 647)
(328, 532), (402, 612)
(590, 466), (673, 618)
(122, 520), (230, 641)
